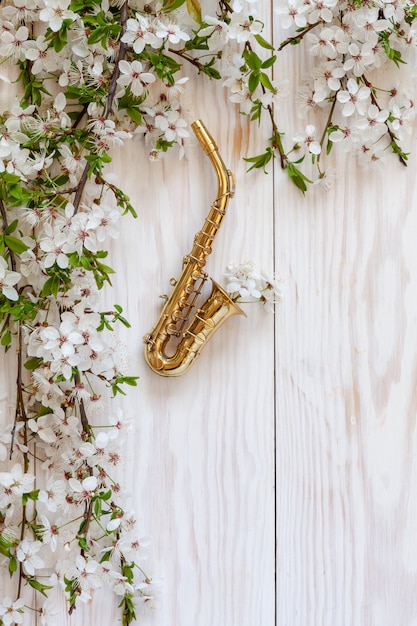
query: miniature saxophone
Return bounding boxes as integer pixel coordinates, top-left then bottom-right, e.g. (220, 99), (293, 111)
(143, 119), (245, 377)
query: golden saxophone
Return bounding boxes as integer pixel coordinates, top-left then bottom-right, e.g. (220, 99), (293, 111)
(143, 119), (245, 377)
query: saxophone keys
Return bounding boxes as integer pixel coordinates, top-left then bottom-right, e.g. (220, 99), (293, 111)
(172, 309), (187, 322)
(195, 312), (215, 329)
(179, 297), (190, 308)
(191, 270), (208, 281)
(169, 278), (177, 286)
(159, 294), (168, 301)
(184, 329), (206, 345)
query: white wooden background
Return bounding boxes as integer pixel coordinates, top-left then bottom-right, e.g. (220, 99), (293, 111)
(3, 4), (417, 625)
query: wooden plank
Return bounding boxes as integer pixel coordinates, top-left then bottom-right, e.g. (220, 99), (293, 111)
(0, 39), (276, 626)
(104, 84), (276, 626)
(273, 22), (417, 622)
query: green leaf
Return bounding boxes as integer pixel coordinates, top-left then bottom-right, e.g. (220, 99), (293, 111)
(77, 536), (89, 551)
(1, 330), (11, 348)
(186, 0), (202, 23)
(243, 50), (263, 71)
(126, 107), (142, 125)
(259, 72), (275, 92)
(254, 33), (275, 50)
(250, 101), (263, 123)
(53, 173), (70, 186)
(87, 27), (106, 45)
(94, 498), (102, 518)
(162, 0), (186, 12)
(27, 489), (40, 501)
(287, 162), (312, 194)
(248, 71), (260, 93)
(4, 235), (29, 255)
(326, 138), (334, 156)
(40, 275), (61, 298)
(261, 55), (276, 69)
(37, 405), (54, 417)
(24, 356), (44, 370)
(244, 147), (273, 173)
(8, 556), (17, 575)
(4, 219), (18, 235)
(1, 174), (21, 185)
(28, 577), (54, 597)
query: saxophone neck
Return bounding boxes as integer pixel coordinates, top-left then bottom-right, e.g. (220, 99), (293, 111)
(192, 119), (236, 199)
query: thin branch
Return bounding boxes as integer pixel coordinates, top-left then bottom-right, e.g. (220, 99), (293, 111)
(0, 197), (16, 271)
(106, 0), (128, 117)
(278, 22), (320, 51)
(73, 0), (129, 214)
(361, 74), (408, 166)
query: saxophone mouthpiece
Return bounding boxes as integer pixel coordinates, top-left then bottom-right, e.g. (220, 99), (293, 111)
(191, 119), (218, 155)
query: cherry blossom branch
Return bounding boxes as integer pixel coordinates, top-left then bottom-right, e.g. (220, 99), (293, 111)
(278, 22), (320, 51)
(361, 74), (408, 166)
(106, 0), (128, 116)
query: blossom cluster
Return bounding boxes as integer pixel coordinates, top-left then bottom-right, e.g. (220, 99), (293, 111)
(225, 260), (283, 312)
(273, 0), (417, 186)
(0, 132), (156, 622)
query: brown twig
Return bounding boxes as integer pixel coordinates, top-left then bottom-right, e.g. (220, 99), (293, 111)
(361, 74), (408, 166)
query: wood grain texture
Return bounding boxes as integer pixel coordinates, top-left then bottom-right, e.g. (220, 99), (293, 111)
(273, 14), (417, 624)
(0, 39), (276, 626)
(5, 2), (417, 625)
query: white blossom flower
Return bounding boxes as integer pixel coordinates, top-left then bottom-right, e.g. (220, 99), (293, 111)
(28, 414), (57, 443)
(39, 0), (76, 32)
(117, 60), (156, 97)
(336, 78), (371, 117)
(312, 60), (345, 91)
(38, 514), (60, 552)
(0, 463), (35, 494)
(0, 597), (25, 626)
(25, 35), (57, 74)
(228, 13), (263, 43)
(73, 554), (102, 594)
(293, 124), (321, 154)
(121, 13), (161, 53)
(39, 224), (75, 269)
(39, 601), (59, 626)
(65, 210), (98, 255)
(354, 103), (389, 138)
(0, 256), (21, 301)
(307, 0), (337, 24)
(307, 27), (344, 59)
(343, 42), (375, 77)
(155, 21), (190, 44)
(225, 260), (283, 310)
(68, 475), (98, 501)
(0, 25), (30, 60)
(163, 110), (189, 142)
(38, 477), (67, 512)
(388, 103), (416, 140)
(199, 16), (230, 50)
(16, 539), (45, 575)
(1, 0), (37, 25)
(275, 0), (308, 29)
